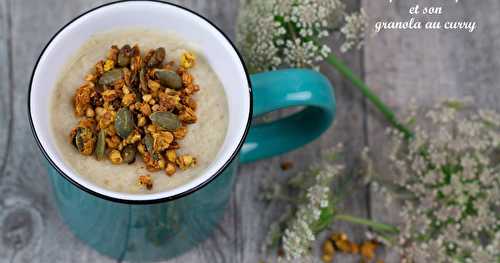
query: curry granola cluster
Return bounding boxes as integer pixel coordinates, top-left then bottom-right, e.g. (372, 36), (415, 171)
(321, 233), (382, 263)
(70, 44), (199, 190)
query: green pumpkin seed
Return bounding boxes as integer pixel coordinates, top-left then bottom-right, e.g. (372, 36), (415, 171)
(98, 69), (123, 86)
(150, 111), (181, 131)
(147, 47), (166, 67)
(155, 70), (182, 90)
(73, 128), (84, 150)
(73, 127), (95, 154)
(155, 47), (165, 62)
(122, 144), (136, 164)
(115, 108), (135, 138)
(139, 68), (148, 92)
(117, 44), (132, 67)
(129, 71), (142, 102)
(144, 133), (154, 154)
(95, 129), (106, 160)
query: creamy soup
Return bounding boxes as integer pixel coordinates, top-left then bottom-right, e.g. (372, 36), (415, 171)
(50, 29), (228, 194)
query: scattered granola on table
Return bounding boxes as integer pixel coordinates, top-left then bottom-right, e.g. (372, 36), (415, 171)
(321, 232), (383, 263)
(279, 161), (293, 171)
(69, 44), (199, 190)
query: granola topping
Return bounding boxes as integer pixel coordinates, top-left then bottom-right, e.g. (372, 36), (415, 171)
(138, 175), (153, 190)
(69, 45), (199, 189)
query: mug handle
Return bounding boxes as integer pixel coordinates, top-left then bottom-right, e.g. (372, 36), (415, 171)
(240, 69), (336, 163)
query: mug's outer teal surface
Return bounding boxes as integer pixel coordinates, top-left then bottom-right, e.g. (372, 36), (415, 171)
(48, 69), (336, 261)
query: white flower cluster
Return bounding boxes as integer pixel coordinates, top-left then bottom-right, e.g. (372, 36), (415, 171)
(281, 146), (343, 262)
(236, 0), (367, 72)
(282, 165), (339, 260)
(260, 145), (344, 261)
(379, 100), (500, 263)
(340, 10), (367, 52)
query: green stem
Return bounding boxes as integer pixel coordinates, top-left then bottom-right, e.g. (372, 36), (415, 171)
(335, 214), (399, 234)
(326, 53), (414, 139)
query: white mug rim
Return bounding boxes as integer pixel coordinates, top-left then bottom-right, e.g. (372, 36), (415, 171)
(27, 0), (252, 204)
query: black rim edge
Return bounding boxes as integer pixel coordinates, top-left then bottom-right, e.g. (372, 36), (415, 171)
(27, 0), (253, 205)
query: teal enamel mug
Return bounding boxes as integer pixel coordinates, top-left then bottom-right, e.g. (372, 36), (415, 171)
(28, 1), (336, 261)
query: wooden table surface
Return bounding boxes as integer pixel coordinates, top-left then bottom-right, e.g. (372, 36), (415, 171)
(0, 0), (497, 262)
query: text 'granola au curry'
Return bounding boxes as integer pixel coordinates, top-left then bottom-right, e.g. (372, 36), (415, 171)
(70, 44), (199, 190)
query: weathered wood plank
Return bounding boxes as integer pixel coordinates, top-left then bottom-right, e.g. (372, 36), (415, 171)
(0, 1), (48, 262)
(1, 0), (119, 262)
(0, 0), (12, 181)
(363, 0), (500, 261)
(235, 1), (370, 262)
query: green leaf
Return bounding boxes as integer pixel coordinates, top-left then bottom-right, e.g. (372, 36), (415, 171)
(310, 205), (335, 234)
(444, 100), (465, 110)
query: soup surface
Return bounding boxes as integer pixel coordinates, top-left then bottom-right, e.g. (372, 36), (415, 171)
(50, 29), (229, 194)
